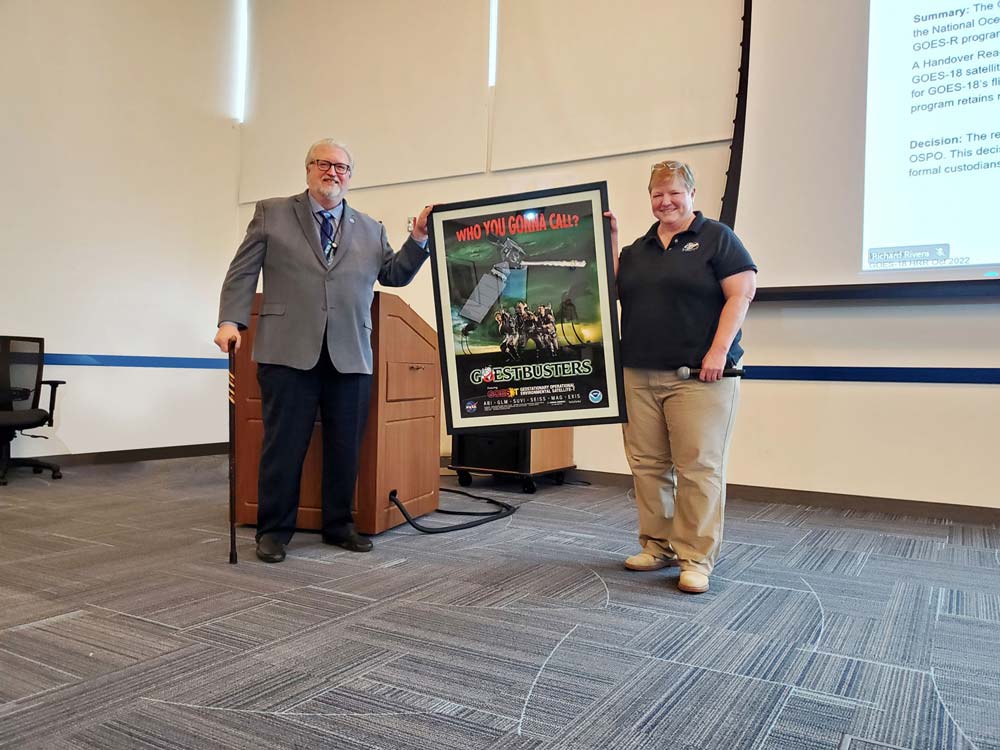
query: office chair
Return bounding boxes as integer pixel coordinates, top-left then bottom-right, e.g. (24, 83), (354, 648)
(0, 336), (65, 485)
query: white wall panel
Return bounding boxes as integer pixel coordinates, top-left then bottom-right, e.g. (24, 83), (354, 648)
(239, 0), (490, 200)
(13, 368), (228, 457)
(491, 0), (742, 171)
(1, 0), (241, 456)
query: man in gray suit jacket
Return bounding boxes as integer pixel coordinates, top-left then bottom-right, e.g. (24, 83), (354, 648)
(215, 139), (432, 563)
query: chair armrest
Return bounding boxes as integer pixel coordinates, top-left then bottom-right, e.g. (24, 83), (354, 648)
(41, 380), (66, 427)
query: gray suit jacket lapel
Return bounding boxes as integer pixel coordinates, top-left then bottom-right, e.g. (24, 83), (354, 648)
(293, 192), (328, 268)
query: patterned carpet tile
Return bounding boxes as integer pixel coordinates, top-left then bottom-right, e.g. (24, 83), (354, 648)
(2, 457), (998, 749)
(692, 581), (822, 645)
(151, 651), (339, 713)
(501, 602), (663, 649)
(845, 739), (922, 750)
(0, 553), (97, 597)
(255, 635), (402, 682)
(861, 554), (1000, 594)
(743, 502), (820, 526)
(947, 525), (1000, 549)
(182, 601), (329, 652)
(290, 674), (476, 717)
(868, 582), (935, 670)
(319, 560), (460, 601)
(720, 518), (813, 548)
(518, 638), (653, 739)
(810, 512), (953, 540)
(930, 672), (1000, 750)
(265, 585), (376, 617)
(0, 646), (75, 702)
(0, 609), (189, 681)
(292, 705), (521, 750)
(757, 690), (856, 750)
(712, 540), (774, 578)
(932, 545), (1000, 567)
(932, 614), (1000, 688)
(0, 643), (220, 747)
(148, 589), (268, 630)
(847, 673), (974, 750)
(816, 611), (884, 659)
(0, 588), (82, 631)
(79, 571), (242, 618)
(67, 698), (358, 750)
(627, 619), (805, 683)
(556, 658), (790, 749)
(367, 647), (559, 721)
(168, 555), (352, 594)
(782, 546), (871, 577)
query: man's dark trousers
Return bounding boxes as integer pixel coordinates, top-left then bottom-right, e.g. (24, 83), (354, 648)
(255, 338), (372, 545)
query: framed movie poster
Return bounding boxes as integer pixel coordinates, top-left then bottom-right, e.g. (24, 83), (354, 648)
(428, 181), (626, 433)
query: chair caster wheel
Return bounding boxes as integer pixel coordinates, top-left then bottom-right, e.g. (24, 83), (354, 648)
(33, 467), (43, 474)
(457, 470), (472, 487)
(52, 471), (62, 480)
(522, 478), (536, 494)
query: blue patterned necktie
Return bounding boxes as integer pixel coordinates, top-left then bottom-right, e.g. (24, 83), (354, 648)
(318, 210), (337, 261)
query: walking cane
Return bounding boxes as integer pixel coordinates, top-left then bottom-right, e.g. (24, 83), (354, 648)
(228, 338), (238, 564)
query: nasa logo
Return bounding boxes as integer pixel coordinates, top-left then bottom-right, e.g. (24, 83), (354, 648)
(465, 400), (478, 413)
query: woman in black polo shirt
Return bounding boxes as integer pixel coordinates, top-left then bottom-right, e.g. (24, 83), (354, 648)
(609, 160), (756, 594)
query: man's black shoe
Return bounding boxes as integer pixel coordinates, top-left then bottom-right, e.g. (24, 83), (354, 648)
(322, 530), (373, 553)
(256, 536), (286, 563)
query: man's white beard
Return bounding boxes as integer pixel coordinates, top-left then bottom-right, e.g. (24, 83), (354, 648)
(318, 182), (344, 202)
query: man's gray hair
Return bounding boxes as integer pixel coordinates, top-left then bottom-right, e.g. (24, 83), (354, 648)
(305, 139), (354, 170)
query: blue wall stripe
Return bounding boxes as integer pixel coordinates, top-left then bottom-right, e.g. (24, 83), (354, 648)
(43, 355), (999, 384)
(45, 354), (228, 370)
(743, 366), (1000, 385)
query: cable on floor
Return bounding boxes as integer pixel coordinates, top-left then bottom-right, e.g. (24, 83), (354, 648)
(388, 487), (517, 534)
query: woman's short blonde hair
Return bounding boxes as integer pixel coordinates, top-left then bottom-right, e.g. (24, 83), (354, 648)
(648, 160), (695, 192)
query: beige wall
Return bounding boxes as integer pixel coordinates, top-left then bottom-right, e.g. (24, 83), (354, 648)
(4, 1), (995, 508)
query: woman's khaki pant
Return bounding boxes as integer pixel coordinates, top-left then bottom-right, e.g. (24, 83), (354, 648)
(622, 367), (740, 575)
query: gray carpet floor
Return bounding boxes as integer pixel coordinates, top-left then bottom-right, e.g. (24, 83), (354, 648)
(0, 456), (998, 749)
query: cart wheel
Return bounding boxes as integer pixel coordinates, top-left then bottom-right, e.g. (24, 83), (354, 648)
(33, 466), (43, 474)
(52, 470), (63, 480)
(457, 470), (472, 487)
(553, 471), (565, 485)
(522, 478), (536, 494)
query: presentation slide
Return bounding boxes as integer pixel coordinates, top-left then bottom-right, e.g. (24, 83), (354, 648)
(735, 0), (1000, 291)
(864, 0), (1000, 273)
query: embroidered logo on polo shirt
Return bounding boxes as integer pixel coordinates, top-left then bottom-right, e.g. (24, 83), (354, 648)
(681, 242), (700, 252)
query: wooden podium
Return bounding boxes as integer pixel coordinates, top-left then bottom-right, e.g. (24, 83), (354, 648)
(233, 292), (440, 535)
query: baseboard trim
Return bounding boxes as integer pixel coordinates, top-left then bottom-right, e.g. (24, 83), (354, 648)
(33, 449), (998, 524)
(442, 460), (1000, 522)
(726, 483), (1000, 524)
(30, 443), (228, 467)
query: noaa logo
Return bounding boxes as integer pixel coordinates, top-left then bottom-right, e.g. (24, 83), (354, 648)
(681, 242), (700, 252)
(465, 400), (478, 413)
(588, 389), (603, 403)
(480, 366), (496, 383)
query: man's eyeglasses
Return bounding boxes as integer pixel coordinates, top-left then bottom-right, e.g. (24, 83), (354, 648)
(310, 160), (351, 175)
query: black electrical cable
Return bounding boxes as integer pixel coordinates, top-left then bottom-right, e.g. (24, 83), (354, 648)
(388, 487), (517, 534)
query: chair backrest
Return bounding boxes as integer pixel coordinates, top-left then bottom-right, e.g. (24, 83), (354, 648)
(0, 337), (44, 413)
